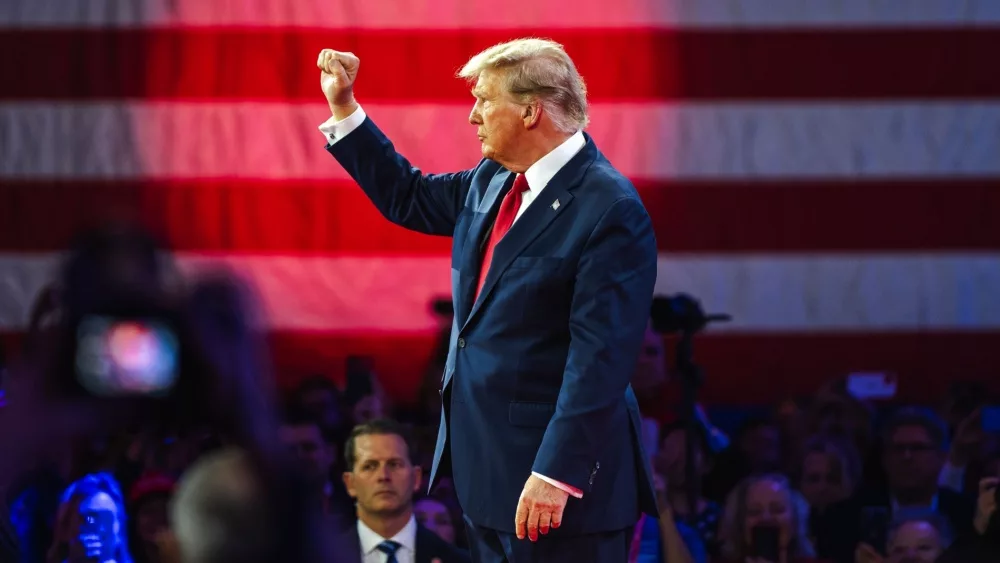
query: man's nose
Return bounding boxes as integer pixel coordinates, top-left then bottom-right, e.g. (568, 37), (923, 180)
(469, 108), (481, 125)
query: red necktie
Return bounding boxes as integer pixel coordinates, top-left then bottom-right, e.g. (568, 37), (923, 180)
(475, 174), (527, 300)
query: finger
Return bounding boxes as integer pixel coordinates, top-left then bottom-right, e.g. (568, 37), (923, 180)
(514, 497), (529, 540)
(317, 49), (330, 69)
(321, 51), (335, 75)
(526, 505), (540, 541)
(324, 51), (337, 75)
(337, 51), (359, 69)
(538, 511), (552, 535)
(551, 503), (565, 530)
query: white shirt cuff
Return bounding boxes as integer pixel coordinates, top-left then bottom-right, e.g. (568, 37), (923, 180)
(533, 471), (583, 499)
(318, 105), (367, 145)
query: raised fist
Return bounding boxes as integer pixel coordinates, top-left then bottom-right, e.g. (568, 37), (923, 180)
(317, 49), (360, 109)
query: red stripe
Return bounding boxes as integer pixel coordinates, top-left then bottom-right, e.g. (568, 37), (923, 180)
(3, 330), (997, 405)
(2, 178), (998, 254)
(2, 28), (998, 101)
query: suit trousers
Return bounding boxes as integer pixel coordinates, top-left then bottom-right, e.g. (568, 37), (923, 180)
(463, 514), (630, 563)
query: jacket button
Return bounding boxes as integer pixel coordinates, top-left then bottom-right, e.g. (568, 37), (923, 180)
(457, 338), (466, 348)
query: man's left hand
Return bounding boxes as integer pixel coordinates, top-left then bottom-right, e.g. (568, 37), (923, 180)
(515, 474), (570, 541)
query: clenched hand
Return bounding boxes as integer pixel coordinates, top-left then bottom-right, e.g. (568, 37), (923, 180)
(316, 49), (360, 117)
(515, 474), (570, 541)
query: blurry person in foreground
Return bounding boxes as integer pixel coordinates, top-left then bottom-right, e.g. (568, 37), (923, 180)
(317, 35), (658, 563)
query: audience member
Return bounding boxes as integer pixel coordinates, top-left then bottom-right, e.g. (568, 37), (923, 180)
(126, 473), (174, 563)
(167, 447), (330, 563)
(815, 407), (974, 562)
(704, 416), (782, 503)
(279, 409), (353, 520)
(797, 435), (861, 543)
(413, 495), (460, 546)
(48, 472), (133, 563)
(719, 473), (818, 563)
(937, 476), (1000, 562)
(629, 472), (703, 563)
(653, 422), (722, 556)
(337, 419), (469, 563)
(855, 512), (951, 563)
(288, 375), (348, 442)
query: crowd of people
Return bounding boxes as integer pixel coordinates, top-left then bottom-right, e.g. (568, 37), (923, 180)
(1, 258), (999, 563)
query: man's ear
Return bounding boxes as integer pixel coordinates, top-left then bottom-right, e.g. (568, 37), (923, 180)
(411, 465), (424, 493)
(522, 100), (543, 129)
(342, 472), (357, 499)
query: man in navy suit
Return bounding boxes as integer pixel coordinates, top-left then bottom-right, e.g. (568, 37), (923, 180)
(317, 38), (659, 562)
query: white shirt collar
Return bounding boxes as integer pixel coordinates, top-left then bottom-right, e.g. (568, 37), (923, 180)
(891, 493), (939, 514)
(521, 130), (586, 194)
(357, 513), (417, 556)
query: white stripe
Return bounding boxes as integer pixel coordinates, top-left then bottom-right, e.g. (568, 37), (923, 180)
(2, 0), (999, 29)
(2, 253), (998, 332)
(3, 102), (999, 180)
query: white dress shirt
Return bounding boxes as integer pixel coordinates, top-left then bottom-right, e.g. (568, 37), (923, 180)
(319, 106), (586, 498)
(357, 514), (417, 563)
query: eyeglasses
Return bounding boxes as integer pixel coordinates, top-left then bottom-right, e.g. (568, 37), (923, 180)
(886, 443), (936, 455)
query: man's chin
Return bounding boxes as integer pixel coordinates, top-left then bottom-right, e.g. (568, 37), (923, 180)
(480, 143), (496, 161)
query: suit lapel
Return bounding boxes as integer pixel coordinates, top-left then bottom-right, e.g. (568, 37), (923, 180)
(456, 169), (514, 325)
(460, 184), (574, 332)
(458, 136), (597, 332)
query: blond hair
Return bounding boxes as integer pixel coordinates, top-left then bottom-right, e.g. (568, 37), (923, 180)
(458, 37), (589, 134)
(720, 473), (816, 561)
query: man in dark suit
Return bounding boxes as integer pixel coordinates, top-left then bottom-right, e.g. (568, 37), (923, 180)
(316, 36), (659, 563)
(338, 419), (470, 563)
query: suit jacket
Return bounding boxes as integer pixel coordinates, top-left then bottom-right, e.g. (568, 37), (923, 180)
(814, 486), (974, 563)
(335, 520), (471, 563)
(327, 115), (659, 534)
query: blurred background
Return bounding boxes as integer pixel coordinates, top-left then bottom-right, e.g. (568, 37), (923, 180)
(1, 2), (1000, 563)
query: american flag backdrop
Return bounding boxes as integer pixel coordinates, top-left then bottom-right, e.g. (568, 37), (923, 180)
(1, 1), (999, 404)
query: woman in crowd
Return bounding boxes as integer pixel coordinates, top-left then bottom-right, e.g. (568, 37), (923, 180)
(47, 472), (132, 563)
(653, 422), (723, 556)
(718, 473), (818, 563)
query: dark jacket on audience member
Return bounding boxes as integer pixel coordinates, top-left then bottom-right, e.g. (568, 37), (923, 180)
(814, 486), (974, 563)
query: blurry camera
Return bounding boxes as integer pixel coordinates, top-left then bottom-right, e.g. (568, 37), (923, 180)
(43, 224), (191, 404)
(73, 314), (180, 398)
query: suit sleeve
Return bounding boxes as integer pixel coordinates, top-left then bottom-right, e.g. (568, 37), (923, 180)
(323, 107), (480, 236)
(531, 196), (658, 491)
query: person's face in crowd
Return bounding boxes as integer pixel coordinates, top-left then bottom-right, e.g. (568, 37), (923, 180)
(740, 424), (782, 472)
(743, 478), (794, 552)
(800, 451), (850, 510)
(135, 494), (170, 545)
(67, 492), (121, 563)
(280, 423), (334, 486)
(352, 393), (387, 425)
(414, 498), (456, 544)
(882, 425), (944, 494)
(344, 433), (421, 519)
(886, 520), (943, 563)
(632, 322), (667, 400)
(468, 69), (533, 167)
(654, 429), (704, 486)
(300, 387), (345, 433)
